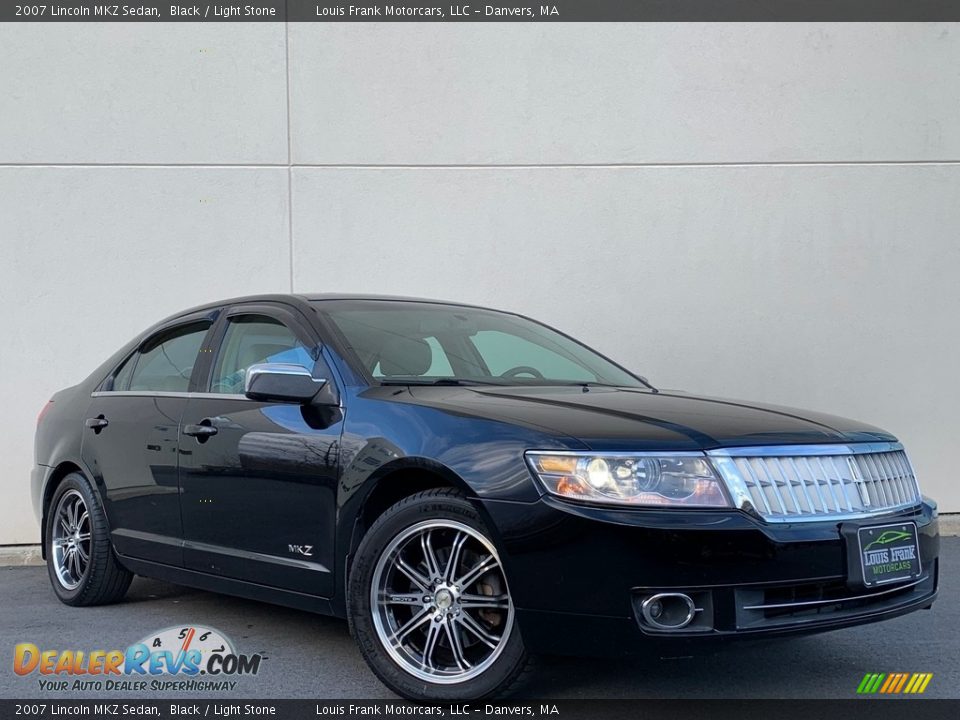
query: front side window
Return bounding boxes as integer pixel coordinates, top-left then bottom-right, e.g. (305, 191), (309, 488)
(210, 315), (316, 394)
(320, 301), (643, 387)
(127, 323), (210, 393)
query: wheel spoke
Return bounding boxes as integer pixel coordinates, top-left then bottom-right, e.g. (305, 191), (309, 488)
(395, 556), (431, 592)
(459, 592), (510, 610)
(443, 531), (467, 582)
(388, 608), (431, 646)
(420, 620), (442, 670)
(444, 621), (471, 670)
(377, 592), (423, 606)
(456, 612), (500, 650)
(456, 554), (498, 590)
(420, 531), (442, 581)
(52, 490), (91, 590)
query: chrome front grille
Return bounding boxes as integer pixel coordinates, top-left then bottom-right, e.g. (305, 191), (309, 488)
(708, 444), (921, 522)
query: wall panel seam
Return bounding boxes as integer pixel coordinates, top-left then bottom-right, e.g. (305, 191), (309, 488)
(2, 161), (959, 170)
(285, 16), (294, 293)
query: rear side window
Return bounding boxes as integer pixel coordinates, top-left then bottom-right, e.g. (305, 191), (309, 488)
(210, 315), (316, 394)
(109, 353), (137, 391)
(127, 323), (211, 393)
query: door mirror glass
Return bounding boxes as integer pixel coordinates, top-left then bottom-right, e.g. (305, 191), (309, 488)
(245, 363), (326, 404)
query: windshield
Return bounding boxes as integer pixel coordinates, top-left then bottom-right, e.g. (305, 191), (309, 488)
(316, 300), (645, 387)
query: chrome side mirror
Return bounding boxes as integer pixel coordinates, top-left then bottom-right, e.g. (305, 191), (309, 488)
(244, 363), (326, 404)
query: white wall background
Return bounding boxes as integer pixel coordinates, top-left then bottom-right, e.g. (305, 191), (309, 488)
(1, 23), (957, 545)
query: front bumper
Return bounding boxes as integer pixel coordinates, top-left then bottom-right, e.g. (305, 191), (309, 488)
(481, 496), (939, 656)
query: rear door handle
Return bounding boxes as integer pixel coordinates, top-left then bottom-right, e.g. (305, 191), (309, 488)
(85, 416), (109, 432)
(183, 419), (219, 440)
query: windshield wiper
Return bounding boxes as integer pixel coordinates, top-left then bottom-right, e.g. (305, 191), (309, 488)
(379, 378), (504, 387)
(546, 380), (658, 392)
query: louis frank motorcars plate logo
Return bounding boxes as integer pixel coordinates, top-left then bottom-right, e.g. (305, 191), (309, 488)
(13, 625), (262, 692)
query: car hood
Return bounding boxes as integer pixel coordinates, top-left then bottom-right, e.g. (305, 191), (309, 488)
(405, 385), (896, 451)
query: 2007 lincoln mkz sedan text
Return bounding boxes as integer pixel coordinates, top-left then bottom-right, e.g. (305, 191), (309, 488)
(32, 295), (939, 699)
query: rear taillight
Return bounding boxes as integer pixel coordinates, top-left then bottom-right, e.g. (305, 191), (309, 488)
(37, 400), (53, 425)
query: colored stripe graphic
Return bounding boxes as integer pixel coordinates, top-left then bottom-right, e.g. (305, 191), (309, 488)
(857, 673), (885, 694)
(906, 673), (933, 694)
(857, 672), (932, 694)
(885, 673), (906, 693)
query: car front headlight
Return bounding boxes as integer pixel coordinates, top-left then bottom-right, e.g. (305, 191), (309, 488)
(525, 451), (730, 508)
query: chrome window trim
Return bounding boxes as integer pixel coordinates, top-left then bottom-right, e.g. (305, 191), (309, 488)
(91, 391), (247, 400)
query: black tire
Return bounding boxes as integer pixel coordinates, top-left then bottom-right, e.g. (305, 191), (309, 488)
(45, 472), (133, 606)
(348, 488), (532, 700)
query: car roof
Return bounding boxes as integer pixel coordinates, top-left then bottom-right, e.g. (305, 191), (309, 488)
(300, 292), (477, 305)
(162, 293), (495, 324)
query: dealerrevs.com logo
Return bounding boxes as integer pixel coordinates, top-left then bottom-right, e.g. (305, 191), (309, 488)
(14, 625), (263, 692)
(857, 672), (934, 695)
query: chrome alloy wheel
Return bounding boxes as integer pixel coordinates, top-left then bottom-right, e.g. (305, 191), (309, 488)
(370, 519), (514, 684)
(51, 489), (91, 590)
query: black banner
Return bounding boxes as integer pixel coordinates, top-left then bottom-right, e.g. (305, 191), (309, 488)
(2, 0), (960, 22)
(2, 700), (959, 720)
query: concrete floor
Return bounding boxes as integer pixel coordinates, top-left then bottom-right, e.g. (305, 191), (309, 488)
(2, 539), (956, 699)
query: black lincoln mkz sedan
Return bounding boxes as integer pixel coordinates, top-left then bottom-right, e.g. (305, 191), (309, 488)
(33, 294), (938, 698)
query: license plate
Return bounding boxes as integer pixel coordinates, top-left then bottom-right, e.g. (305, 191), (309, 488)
(857, 522), (921, 587)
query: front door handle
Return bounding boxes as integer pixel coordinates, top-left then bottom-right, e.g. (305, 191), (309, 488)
(85, 416), (109, 433)
(183, 419), (219, 440)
